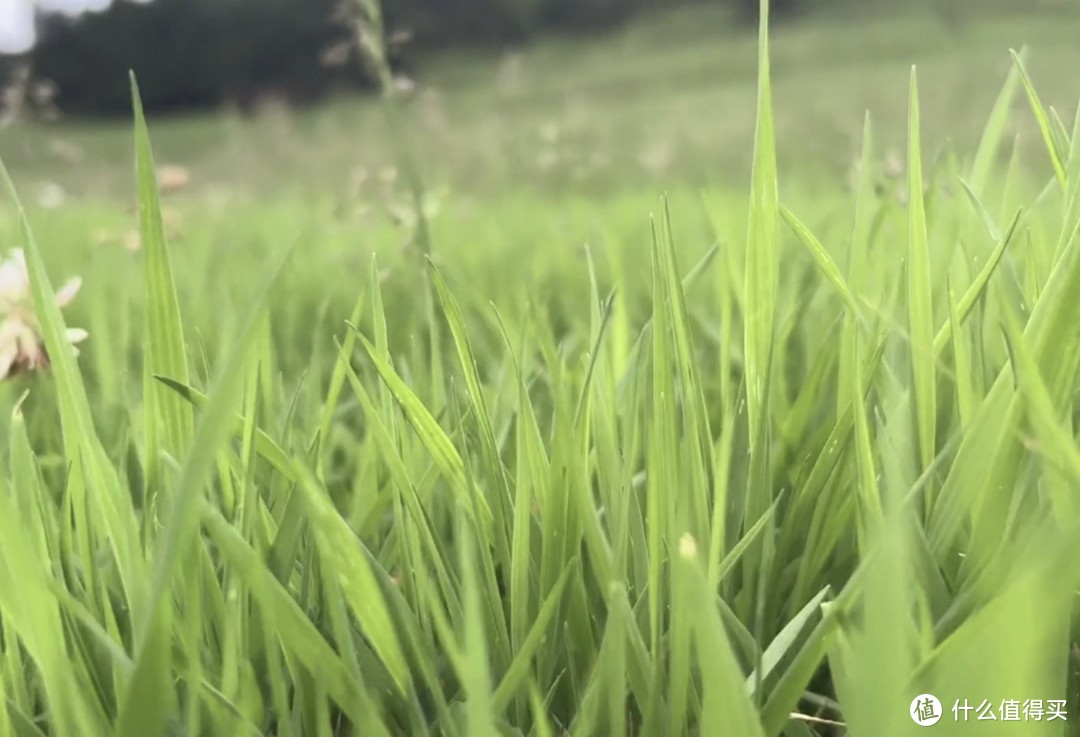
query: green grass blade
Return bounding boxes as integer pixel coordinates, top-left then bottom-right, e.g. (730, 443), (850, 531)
(743, 0), (780, 441)
(202, 507), (391, 734)
(317, 289), (366, 476)
(946, 279), (976, 429)
(906, 67), (937, 478)
(932, 207), (1021, 355)
(131, 75), (194, 493)
(153, 376), (297, 483)
(290, 461), (411, 694)
(747, 586), (829, 699)
(779, 204), (861, 320)
(352, 326), (494, 531)
(1, 157), (145, 623)
(1010, 49), (1068, 190)
(678, 534), (765, 737)
(839, 111), (877, 417)
(457, 511), (498, 737)
(968, 49), (1024, 197)
(491, 559), (574, 715)
(118, 249), (291, 737)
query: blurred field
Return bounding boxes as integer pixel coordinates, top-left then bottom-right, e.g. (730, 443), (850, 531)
(1, 2), (1080, 735)
(3, 3), (1080, 202)
(2, 3), (1077, 385)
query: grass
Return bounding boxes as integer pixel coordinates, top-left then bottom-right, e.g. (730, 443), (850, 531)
(2, 1), (1080, 735)
(3, 4), (1080, 200)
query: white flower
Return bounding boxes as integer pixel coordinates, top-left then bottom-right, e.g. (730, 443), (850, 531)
(0, 248), (30, 310)
(0, 248), (87, 381)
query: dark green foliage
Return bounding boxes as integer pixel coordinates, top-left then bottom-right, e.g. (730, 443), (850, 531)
(29, 0), (360, 116)
(16, 0), (806, 116)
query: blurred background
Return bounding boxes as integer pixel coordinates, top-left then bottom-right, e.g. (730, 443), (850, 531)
(0, 0), (1078, 204)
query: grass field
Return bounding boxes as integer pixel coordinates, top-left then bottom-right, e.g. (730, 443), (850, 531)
(2, 1), (1080, 735)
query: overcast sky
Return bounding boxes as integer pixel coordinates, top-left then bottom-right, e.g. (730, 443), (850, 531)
(1, 0), (118, 54)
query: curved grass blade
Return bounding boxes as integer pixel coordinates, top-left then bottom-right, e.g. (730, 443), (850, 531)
(1010, 49), (1068, 190)
(154, 376), (296, 482)
(316, 289), (366, 476)
(289, 462), (411, 694)
(932, 207), (1021, 355)
(968, 49), (1024, 197)
(491, 559), (575, 715)
(351, 326), (494, 531)
(779, 204), (862, 321)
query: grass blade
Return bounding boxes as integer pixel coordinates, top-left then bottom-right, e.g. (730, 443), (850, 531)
(131, 75), (194, 493)
(906, 67), (937, 478)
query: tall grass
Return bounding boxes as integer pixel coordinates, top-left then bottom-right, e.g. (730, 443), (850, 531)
(2, 0), (1080, 735)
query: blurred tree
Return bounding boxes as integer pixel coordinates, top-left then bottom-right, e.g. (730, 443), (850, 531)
(18, 0), (802, 116)
(30, 0), (361, 115)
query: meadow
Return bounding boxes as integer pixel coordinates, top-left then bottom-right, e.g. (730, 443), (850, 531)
(1, 2), (1080, 735)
